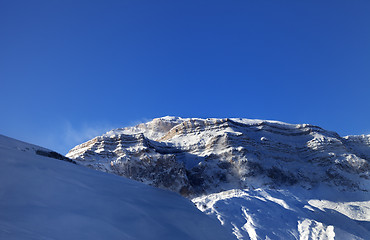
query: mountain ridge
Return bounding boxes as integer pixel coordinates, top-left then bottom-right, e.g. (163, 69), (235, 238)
(67, 116), (370, 196)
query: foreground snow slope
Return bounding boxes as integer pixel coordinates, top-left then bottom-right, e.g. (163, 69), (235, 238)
(0, 134), (231, 240)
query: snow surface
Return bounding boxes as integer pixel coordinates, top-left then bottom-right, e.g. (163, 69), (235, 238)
(0, 134), (231, 240)
(192, 187), (370, 240)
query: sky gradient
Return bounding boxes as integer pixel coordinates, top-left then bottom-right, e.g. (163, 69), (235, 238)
(1, 0), (370, 154)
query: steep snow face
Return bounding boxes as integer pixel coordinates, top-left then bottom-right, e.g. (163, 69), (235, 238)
(67, 117), (370, 196)
(192, 188), (370, 240)
(343, 135), (370, 161)
(0, 134), (231, 240)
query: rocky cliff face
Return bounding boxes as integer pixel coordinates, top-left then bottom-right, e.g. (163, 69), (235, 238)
(67, 117), (370, 196)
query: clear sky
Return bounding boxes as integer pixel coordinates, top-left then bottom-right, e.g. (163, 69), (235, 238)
(1, 0), (369, 154)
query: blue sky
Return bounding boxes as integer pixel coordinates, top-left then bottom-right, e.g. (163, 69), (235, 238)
(1, 0), (369, 154)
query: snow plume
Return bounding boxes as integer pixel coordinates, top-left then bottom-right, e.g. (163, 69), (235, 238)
(60, 121), (115, 154)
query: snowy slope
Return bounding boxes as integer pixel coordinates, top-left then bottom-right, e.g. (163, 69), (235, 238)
(0, 134), (231, 240)
(193, 187), (370, 240)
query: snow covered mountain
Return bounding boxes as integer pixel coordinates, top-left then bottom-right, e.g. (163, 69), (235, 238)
(0, 134), (231, 240)
(66, 117), (370, 239)
(67, 117), (370, 195)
